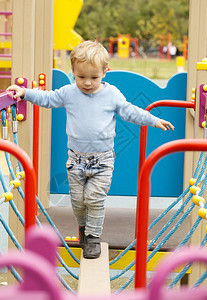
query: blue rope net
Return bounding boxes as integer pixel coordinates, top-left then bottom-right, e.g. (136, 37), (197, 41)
(112, 151), (207, 292)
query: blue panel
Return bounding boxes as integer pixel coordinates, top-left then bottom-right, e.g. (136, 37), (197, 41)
(50, 69), (71, 194)
(50, 69), (187, 197)
(104, 71), (187, 197)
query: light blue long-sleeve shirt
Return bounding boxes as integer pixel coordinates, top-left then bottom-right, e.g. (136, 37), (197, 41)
(24, 82), (158, 153)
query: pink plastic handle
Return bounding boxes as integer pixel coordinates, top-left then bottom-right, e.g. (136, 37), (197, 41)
(149, 247), (207, 300)
(0, 250), (62, 300)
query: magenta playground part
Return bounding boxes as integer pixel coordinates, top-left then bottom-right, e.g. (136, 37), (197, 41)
(0, 91), (15, 110)
(0, 226), (207, 300)
(0, 225), (63, 300)
(15, 77), (28, 120)
(199, 84), (207, 127)
(0, 77), (27, 120)
(149, 247), (207, 300)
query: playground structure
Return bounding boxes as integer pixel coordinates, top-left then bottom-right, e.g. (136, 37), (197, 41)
(0, 0), (207, 296)
(53, 0), (83, 72)
(0, 1), (12, 90)
(160, 33), (188, 60)
(109, 34), (138, 58)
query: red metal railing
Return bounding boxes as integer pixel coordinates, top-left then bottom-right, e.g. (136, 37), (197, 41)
(138, 99), (195, 175)
(135, 139), (207, 288)
(0, 140), (36, 233)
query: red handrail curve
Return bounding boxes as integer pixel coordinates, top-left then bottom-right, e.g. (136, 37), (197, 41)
(138, 100), (195, 175)
(0, 140), (36, 233)
(135, 139), (207, 289)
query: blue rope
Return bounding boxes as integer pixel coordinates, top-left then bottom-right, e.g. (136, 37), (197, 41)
(0, 212), (22, 250)
(35, 216), (79, 280)
(110, 152), (206, 283)
(113, 273), (135, 294)
(0, 165), (24, 226)
(8, 111), (80, 280)
(109, 239), (136, 266)
(0, 250), (22, 282)
(169, 234), (207, 288)
(110, 259), (135, 281)
(147, 154), (207, 254)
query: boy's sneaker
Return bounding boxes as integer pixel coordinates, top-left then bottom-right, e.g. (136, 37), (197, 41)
(83, 235), (101, 259)
(79, 226), (85, 249)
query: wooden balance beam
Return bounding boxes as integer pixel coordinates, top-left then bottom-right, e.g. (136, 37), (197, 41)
(78, 242), (110, 295)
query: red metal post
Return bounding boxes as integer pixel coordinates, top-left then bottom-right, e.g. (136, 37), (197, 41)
(167, 33), (171, 61)
(135, 139), (207, 288)
(0, 140), (36, 233)
(109, 37), (113, 57)
(134, 38), (138, 57)
(33, 104), (39, 196)
(138, 99), (195, 175)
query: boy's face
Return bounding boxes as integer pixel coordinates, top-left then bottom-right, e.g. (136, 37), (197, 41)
(72, 62), (106, 94)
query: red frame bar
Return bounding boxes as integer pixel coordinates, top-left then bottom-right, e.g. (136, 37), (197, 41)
(135, 139), (207, 288)
(0, 140), (36, 233)
(138, 99), (195, 175)
(33, 104), (39, 196)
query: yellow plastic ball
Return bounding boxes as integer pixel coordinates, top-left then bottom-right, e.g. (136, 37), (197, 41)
(16, 171), (25, 180)
(39, 74), (45, 80)
(192, 195), (205, 206)
(65, 236), (71, 242)
(192, 94), (196, 100)
(0, 192), (13, 202)
(8, 106), (11, 113)
(71, 236), (77, 240)
(192, 88), (196, 93)
(190, 185), (201, 195)
(203, 85), (207, 92)
(17, 114), (24, 121)
(9, 179), (21, 189)
(189, 178), (196, 186)
(39, 79), (45, 85)
(198, 208), (207, 219)
(32, 81), (37, 88)
(17, 77), (24, 85)
(202, 121), (206, 128)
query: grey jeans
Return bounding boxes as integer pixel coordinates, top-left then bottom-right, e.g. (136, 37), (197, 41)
(66, 148), (115, 237)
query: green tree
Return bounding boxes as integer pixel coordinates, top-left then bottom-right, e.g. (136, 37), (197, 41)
(74, 0), (189, 50)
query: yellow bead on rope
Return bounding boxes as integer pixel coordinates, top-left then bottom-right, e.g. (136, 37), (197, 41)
(9, 179), (21, 189)
(189, 178), (196, 186)
(17, 114), (24, 121)
(0, 192), (13, 202)
(192, 195), (205, 206)
(202, 121), (206, 128)
(16, 171), (25, 180)
(190, 185), (201, 195)
(198, 208), (207, 219)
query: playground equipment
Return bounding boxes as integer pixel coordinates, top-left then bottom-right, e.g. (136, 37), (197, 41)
(1, 0), (207, 295)
(53, 0), (83, 51)
(160, 33), (188, 60)
(0, 2), (13, 90)
(1, 224), (207, 299)
(53, 0), (83, 71)
(109, 35), (138, 58)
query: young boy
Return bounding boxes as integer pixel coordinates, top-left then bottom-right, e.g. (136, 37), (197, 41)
(7, 40), (174, 259)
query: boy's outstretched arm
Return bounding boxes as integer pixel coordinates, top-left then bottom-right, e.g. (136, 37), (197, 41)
(155, 119), (175, 131)
(6, 85), (25, 99)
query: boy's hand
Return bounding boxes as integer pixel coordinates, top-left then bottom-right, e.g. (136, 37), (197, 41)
(155, 119), (175, 131)
(6, 85), (25, 100)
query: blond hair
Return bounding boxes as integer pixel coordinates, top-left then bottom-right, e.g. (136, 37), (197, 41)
(70, 40), (109, 72)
